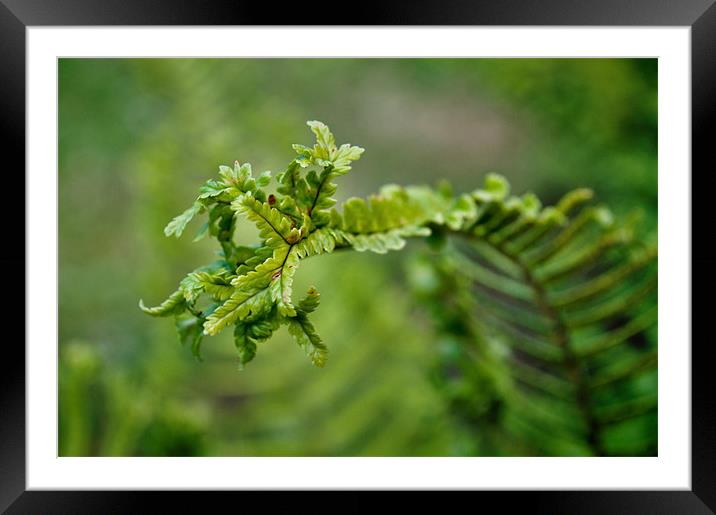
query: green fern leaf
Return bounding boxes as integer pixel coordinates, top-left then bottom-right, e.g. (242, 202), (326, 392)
(233, 193), (301, 248)
(192, 271), (235, 302)
(164, 202), (204, 238)
(175, 315), (204, 360)
(204, 287), (273, 336)
(286, 287), (328, 367)
(139, 289), (186, 317)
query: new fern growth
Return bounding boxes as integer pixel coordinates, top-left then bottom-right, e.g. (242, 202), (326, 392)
(140, 120), (480, 366)
(141, 122), (656, 390)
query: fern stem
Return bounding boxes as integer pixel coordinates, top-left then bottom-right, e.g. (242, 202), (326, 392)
(307, 167), (331, 216)
(186, 304), (204, 319)
(513, 252), (606, 456)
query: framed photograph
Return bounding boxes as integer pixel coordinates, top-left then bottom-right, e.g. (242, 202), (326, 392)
(3, 0), (713, 511)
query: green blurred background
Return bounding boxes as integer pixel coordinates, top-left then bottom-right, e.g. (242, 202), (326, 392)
(58, 58), (657, 456)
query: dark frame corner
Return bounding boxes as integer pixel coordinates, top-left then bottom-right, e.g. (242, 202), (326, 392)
(2, 1), (713, 512)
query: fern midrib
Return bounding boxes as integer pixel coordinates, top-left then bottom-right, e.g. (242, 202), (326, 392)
(511, 251), (605, 456)
(277, 243), (297, 301)
(276, 205), (303, 224)
(307, 170), (329, 217)
(254, 207), (291, 246)
(187, 303), (205, 319)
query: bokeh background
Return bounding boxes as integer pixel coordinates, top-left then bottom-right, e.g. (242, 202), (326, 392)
(59, 58), (657, 456)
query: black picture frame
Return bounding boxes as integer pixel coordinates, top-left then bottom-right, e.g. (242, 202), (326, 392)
(2, 1), (713, 512)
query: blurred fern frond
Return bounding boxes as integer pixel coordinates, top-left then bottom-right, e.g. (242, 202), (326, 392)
(409, 178), (657, 456)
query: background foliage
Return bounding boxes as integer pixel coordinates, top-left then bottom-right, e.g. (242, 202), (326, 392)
(59, 58), (657, 456)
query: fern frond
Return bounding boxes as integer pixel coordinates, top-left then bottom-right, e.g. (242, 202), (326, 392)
(292, 121), (365, 226)
(410, 177), (657, 456)
(142, 112), (657, 448)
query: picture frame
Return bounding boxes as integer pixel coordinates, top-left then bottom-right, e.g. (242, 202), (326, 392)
(2, 0), (713, 511)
